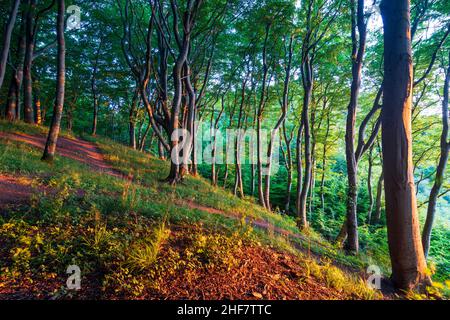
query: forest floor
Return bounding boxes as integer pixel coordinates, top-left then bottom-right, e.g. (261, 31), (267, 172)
(1, 121), (440, 300)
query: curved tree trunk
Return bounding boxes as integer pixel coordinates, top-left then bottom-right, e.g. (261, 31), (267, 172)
(380, 0), (430, 290)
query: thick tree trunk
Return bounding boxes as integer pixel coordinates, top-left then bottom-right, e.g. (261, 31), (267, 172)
(42, 0), (65, 162)
(0, 0), (20, 90)
(380, 0), (430, 290)
(422, 53), (450, 258)
(23, 0), (37, 123)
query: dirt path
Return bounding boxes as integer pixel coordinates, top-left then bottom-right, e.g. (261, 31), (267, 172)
(0, 132), (124, 178)
(0, 174), (38, 209)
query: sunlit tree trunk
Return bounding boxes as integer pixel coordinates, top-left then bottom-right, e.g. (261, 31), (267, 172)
(380, 0), (430, 290)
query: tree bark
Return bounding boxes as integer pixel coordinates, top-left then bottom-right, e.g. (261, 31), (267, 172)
(91, 38), (103, 135)
(372, 170), (384, 225)
(421, 52), (450, 258)
(367, 146), (374, 224)
(344, 0), (367, 254)
(5, 8), (26, 121)
(42, 0), (65, 162)
(23, 0), (37, 123)
(0, 0), (20, 90)
(264, 34), (293, 211)
(380, 0), (430, 290)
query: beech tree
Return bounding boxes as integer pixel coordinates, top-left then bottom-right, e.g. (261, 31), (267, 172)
(380, 0), (430, 290)
(42, 0), (65, 161)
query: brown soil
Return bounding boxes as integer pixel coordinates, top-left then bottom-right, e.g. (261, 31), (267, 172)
(0, 174), (37, 209)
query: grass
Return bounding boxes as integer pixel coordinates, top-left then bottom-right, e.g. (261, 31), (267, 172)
(0, 120), (447, 299)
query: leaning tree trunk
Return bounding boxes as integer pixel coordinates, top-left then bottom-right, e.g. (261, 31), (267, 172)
(380, 0), (430, 290)
(0, 0), (20, 90)
(42, 0), (65, 162)
(421, 52), (450, 258)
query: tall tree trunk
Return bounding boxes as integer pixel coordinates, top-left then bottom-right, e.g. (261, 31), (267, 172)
(264, 35), (293, 211)
(234, 77), (247, 198)
(256, 24), (271, 209)
(421, 52), (450, 258)
(344, 0), (366, 254)
(0, 0), (20, 90)
(298, 61), (312, 229)
(282, 122), (293, 213)
(33, 75), (42, 125)
(367, 145), (374, 224)
(5, 9), (26, 121)
(42, 0), (65, 162)
(320, 112), (331, 213)
(372, 170), (384, 225)
(380, 0), (430, 290)
(23, 0), (36, 123)
(129, 89), (138, 149)
(295, 123), (304, 223)
(91, 38), (102, 135)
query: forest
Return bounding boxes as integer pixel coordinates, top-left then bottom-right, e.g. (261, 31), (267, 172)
(0, 0), (449, 301)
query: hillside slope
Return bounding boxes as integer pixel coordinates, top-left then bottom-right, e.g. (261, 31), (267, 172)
(0, 121), (383, 299)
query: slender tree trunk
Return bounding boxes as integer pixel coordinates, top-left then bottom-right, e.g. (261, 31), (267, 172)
(367, 146), (374, 224)
(234, 77), (247, 198)
(5, 14), (26, 122)
(298, 67), (312, 229)
(372, 170), (384, 224)
(421, 52), (450, 258)
(91, 38), (102, 135)
(264, 35), (293, 211)
(0, 0), (20, 90)
(282, 122), (293, 213)
(129, 89), (138, 149)
(343, 0), (367, 254)
(23, 0), (36, 123)
(42, 0), (65, 162)
(320, 113), (331, 213)
(296, 123), (304, 222)
(256, 23), (271, 209)
(380, 0), (430, 290)
(33, 75), (42, 125)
